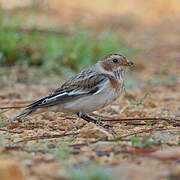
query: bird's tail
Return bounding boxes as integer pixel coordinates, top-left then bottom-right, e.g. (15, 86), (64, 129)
(0, 105), (34, 123)
(1, 95), (50, 122)
(10, 109), (34, 123)
(0, 106), (26, 110)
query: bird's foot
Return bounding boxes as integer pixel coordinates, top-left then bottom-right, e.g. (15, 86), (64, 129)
(77, 112), (98, 124)
(77, 112), (118, 135)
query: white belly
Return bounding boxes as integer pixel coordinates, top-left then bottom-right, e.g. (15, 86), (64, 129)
(58, 81), (123, 113)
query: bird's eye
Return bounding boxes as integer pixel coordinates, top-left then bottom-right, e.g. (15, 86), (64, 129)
(113, 59), (118, 63)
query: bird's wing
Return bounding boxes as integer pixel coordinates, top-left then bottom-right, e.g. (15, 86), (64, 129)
(26, 73), (108, 109)
(53, 67), (99, 94)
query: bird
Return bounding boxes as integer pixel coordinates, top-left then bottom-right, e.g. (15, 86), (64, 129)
(3, 53), (134, 124)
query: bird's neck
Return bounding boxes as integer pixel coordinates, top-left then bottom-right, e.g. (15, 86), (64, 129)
(95, 63), (125, 82)
(113, 69), (125, 83)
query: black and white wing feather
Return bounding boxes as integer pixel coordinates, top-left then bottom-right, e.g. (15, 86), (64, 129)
(11, 72), (108, 122)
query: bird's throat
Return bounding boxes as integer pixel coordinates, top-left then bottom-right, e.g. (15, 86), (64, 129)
(113, 69), (124, 82)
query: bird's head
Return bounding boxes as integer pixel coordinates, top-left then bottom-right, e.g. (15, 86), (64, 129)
(99, 53), (134, 73)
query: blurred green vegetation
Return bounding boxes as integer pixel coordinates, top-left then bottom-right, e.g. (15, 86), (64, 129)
(0, 29), (135, 71)
(0, 12), (136, 76)
(68, 166), (115, 180)
(131, 135), (159, 149)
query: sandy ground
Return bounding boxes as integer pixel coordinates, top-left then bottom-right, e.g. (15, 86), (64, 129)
(0, 0), (180, 180)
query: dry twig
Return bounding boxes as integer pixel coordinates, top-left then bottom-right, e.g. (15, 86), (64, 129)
(15, 132), (79, 143)
(0, 128), (24, 134)
(98, 117), (180, 124)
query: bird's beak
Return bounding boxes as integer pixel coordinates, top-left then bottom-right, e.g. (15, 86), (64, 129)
(122, 58), (134, 67)
(125, 61), (134, 66)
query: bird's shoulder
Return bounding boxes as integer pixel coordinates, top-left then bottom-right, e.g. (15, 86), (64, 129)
(52, 67), (108, 94)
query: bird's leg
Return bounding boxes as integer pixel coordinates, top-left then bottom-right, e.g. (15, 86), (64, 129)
(77, 112), (97, 124)
(77, 112), (118, 135)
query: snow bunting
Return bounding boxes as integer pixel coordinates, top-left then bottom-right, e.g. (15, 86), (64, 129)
(7, 53), (134, 124)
